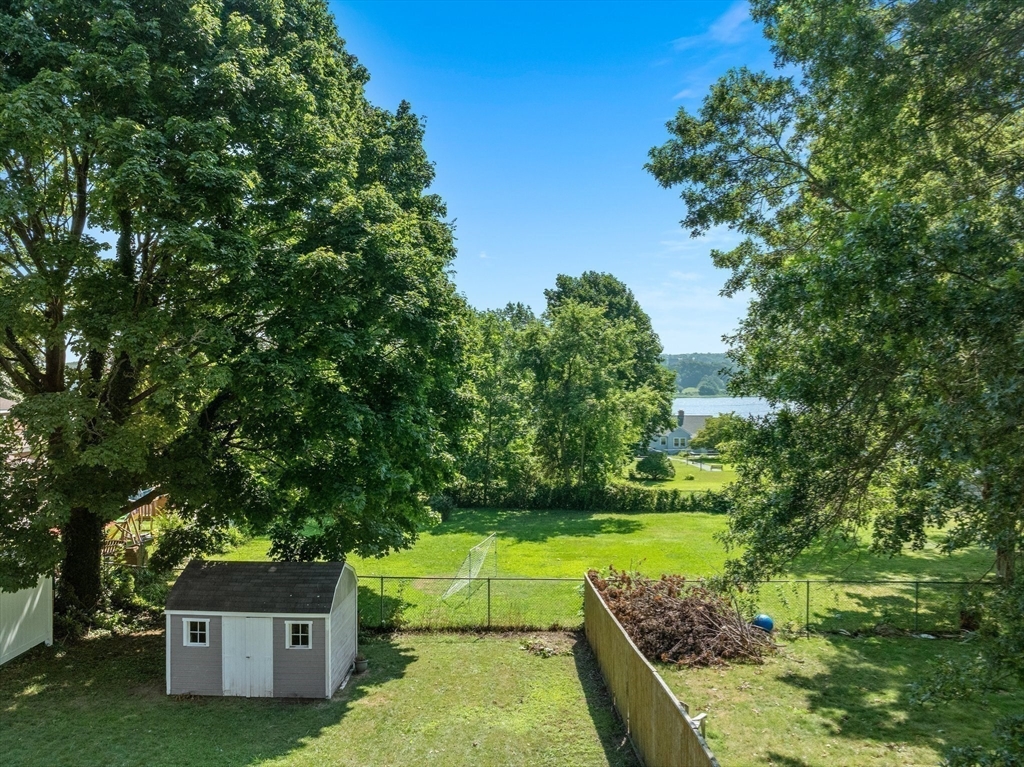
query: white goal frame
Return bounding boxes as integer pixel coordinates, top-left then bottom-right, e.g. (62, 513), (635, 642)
(442, 533), (498, 600)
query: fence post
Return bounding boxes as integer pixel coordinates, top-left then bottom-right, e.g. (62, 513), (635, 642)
(805, 580), (811, 635)
(487, 578), (492, 628)
(380, 575), (384, 627)
(914, 581), (920, 633)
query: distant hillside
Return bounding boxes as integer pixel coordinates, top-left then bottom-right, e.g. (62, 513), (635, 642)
(661, 353), (735, 394)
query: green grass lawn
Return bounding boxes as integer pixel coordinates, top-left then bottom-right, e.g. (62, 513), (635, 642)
(624, 458), (737, 492)
(217, 507), (994, 584)
(0, 630), (637, 767)
(660, 635), (1022, 767)
(216, 509), (734, 578)
(215, 509), (994, 633)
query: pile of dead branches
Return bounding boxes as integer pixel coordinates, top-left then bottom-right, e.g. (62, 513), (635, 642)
(588, 567), (774, 667)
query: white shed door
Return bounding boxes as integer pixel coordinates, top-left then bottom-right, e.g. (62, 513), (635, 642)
(245, 618), (273, 697)
(222, 616), (273, 697)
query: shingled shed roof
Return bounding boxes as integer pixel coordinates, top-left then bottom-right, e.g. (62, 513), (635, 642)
(166, 560), (345, 614)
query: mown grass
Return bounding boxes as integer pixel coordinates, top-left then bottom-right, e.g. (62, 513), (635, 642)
(217, 508), (994, 584)
(0, 630), (637, 767)
(624, 458), (737, 492)
(216, 509), (733, 577)
(660, 635), (1022, 767)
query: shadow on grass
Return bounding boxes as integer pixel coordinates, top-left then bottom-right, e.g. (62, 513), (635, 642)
(0, 628), (415, 767)
(789, 531), (994, 581)
(774, 636), (1020, 756)
(570, 632), (642, 767)
(764, 754), (814, 767)
(438, 507), (645, 543)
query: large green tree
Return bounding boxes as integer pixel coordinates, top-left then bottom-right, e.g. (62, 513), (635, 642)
(0, 0), (467, 613)
(648, 0), (1024, 761)
(545, 271), (674, 445)
(457, 304), (537, 506)
(524, 300), (664, 488)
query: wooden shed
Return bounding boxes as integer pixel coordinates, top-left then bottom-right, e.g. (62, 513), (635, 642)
(165, 560), (358, 698)
(0, 576), (53, 665)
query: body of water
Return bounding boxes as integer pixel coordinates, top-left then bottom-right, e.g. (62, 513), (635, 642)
(671, 396), (774, 419)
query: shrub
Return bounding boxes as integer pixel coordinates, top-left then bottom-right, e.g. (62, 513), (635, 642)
(635, 451), (675, 480)
(428, 493), (455, 522)
(150, 515), (249, 572)
(453, 480), (730, 514)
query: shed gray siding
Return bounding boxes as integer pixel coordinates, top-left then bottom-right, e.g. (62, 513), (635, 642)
(272, 617), (326, 697)
(329, 565), (358, 694)
(168, 615), (223, 695)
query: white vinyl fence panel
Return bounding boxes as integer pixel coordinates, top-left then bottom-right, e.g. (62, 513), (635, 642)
(0, 576), (53, 665)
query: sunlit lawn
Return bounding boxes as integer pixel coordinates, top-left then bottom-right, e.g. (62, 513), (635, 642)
(216, 509), (734, 577)
(0, 631), (637, 767)
(624, 457), (737, 492)
(660, 635), (1021, 767)
(217, 507), (994, 584)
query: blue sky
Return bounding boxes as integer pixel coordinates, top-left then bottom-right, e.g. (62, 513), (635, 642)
(329, 1), (776, 352)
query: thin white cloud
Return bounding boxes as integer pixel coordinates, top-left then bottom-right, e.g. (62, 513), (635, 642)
(672, 2), (753, 51)
(479, 251), (490, 259)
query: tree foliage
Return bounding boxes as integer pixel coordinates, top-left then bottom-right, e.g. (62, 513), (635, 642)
(688, 413), (744, 456)
(457, 304), (537, 506)
(0, 0), (467, 610)
(525, 300), (667, 488)
(648, 0), (1024, 760)
(544, 271), (674, 444)
(661, 352), (733, 392)
(456, 275), (673, 499)
(635, 450), (675, 481)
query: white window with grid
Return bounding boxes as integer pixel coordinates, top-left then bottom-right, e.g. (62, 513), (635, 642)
(183, 618), (209, 647)
(285, 621), (312, 649)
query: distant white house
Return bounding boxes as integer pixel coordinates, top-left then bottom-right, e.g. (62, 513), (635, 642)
(648, 410), (710, 454)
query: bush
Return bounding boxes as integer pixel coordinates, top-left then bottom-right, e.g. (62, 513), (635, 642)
(635, 451), (675, 480)
(684, 474), (696, 481)
(150, 515), (249, 572)
(428, 493), (455, 522)
(452, 481), (730, 514)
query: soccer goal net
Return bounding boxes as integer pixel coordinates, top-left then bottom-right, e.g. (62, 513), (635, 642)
(442, 533), (498, 600)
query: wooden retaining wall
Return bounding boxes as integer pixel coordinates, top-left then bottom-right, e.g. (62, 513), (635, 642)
(584, 576), (720, 767)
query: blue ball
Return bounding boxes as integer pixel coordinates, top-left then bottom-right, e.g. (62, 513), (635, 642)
(752, 613), (774, 633)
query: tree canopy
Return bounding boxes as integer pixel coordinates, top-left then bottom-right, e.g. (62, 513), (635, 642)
(0, 0), (467, 611)
(544, 271), (674, 445)
(454, 276), (673, 502)
(649, 0), (1024, 761)
(688, 413), (743, 456)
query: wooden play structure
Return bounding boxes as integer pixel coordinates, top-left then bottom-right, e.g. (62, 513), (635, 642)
(103, 490), (168, 567)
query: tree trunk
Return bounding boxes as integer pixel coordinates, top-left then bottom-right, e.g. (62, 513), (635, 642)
(995, 539), (1016, 585)
(57, 506), (104, 614)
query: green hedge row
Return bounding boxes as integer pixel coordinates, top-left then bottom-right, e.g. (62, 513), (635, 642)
(450, 483), (730, 514)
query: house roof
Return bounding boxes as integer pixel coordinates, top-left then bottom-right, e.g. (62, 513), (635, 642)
(166, 560), (345, 614)
(652, 414), (711, 442)
(681, 414), (709, 434)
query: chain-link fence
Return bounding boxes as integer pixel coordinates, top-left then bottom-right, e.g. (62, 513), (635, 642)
(358, 575), (585, 630)
(357, 575), (992, 634)
(751, 580), (994, 634)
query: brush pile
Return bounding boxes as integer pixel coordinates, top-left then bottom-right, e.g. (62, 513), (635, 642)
(588, 567), (774, 667)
